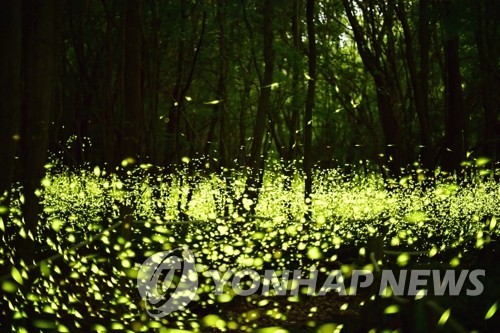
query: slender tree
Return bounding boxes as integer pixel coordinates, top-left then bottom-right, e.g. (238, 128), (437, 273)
(304, 0), (316, 220)
(0, 0), (22, 201)
(440, 0), (465, 173)
(241, 0), (275, 215)
(118, 0), (143, 240)
(396, 0), (433, 169)
(18, 0), (57, 264)
(341, 0), (405, 178)
(122, 0), (143, 161)
(474, 0), (500, 162)
(288, 0), (302, 168)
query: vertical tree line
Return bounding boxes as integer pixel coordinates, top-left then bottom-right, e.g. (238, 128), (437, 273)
(240, 0), (275, 215)
(1, 0), (499, 221)
(0, 0), (57, 265)
(304, 0), (317, 219)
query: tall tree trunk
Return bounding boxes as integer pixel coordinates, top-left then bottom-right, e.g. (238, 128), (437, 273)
(374, 75), (403, 178)
(342, 0), (403, 178)
(18, 0), (56, 265)
(287, 0), (301, 167)
(120, 0), (143, 241)
(304, 0), (316, 220)
(441, 1), (465, 173)
(241, 0), (275, 216)
(418, 0), (433, 168)
(122, 0), (142, 162)
(474, 0), (500, 162)
(0, 0), (22, 201)
(146, 0), (162, 165)
(101, 0), (119, 166)
(166, 37), (184, 167)
(204, 8), (228, 165)
(214, 0), (229, 169)
(396, 0), (433, 169)
(165, 4), (205, 167)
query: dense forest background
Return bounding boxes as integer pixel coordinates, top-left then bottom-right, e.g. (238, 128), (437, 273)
(1, 1), (500, 330)
(1, 0), (499, 195)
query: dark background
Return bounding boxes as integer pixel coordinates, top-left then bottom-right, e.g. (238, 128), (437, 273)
(0, 0), (499, 260)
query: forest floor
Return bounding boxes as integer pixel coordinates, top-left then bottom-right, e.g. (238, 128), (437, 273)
(184, 235), (500, 333)
(1, 165), (500, 332)
(3, 216), (499, 332)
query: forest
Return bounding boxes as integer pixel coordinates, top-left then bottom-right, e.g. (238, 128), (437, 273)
(0, 0), (499, 332)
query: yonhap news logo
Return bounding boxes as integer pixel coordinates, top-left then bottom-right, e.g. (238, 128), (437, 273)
(137, 247), (198, 318)
(137, 247), (485, 317)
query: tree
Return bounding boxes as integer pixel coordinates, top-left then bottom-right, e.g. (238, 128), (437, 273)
(6, 0), (496, 186)
(204, 0), (229, 169)
(473, 0), (500, 162)
(287, 0), (302, 168)
(164, 2), (206, 167)
(118, 0), (144, 241)
(341, 0), (406, 178)
(18, 0), (57, 264)
(396, 0), (434, 169)
(0, 0), (22, 202)
(304, 0), (317, 220)
(122, 0), (143, 162)
(440, 0), (465, 173)
(241, 0), (275, 215)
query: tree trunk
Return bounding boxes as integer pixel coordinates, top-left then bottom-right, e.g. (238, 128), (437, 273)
(204, 18), (228, 165)
(474, 0), (500, 162)
(396, 0), (433, 169)
(287, 0), (301, 167)
(342, 0), (403, 178)
(120, 0), (143, 241)
(101, 0), (120, 166)
(418, 0), (433, 168)
(374, 75), (403, 178)
(282, 0), (302, 220)
(441, 1), (465, 174)
(241, 0), (275, 216)
(18, 0), (56, 264)
(0, 0), (22, 201)
(304, 0), (316, 220)
(122, 0), (142, 162)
